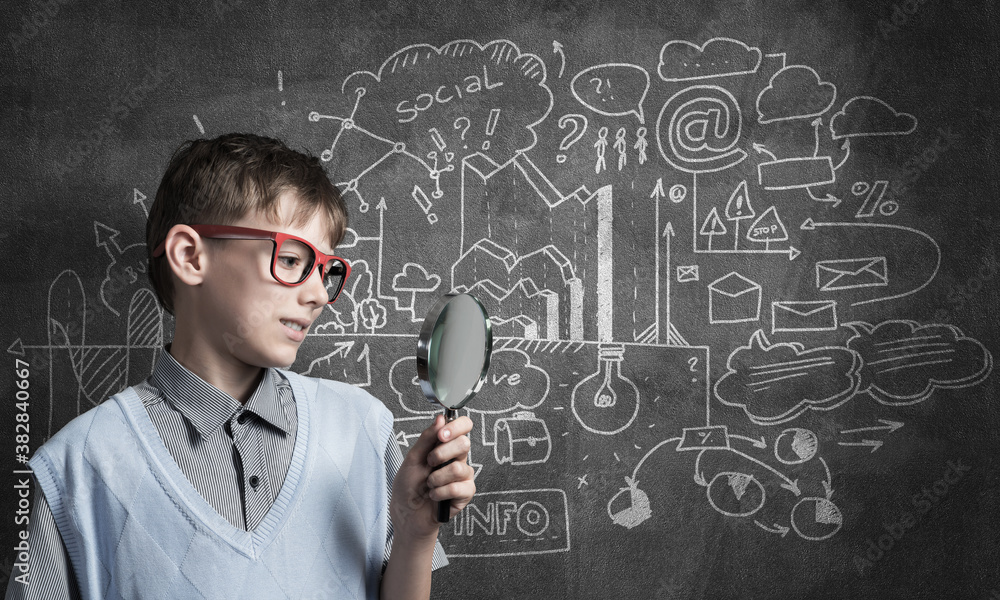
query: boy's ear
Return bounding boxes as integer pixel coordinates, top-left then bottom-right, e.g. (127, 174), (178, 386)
(163, 224), (209, 286)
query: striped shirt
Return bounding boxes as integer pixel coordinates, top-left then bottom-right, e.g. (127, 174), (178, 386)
(6, 349), (446, 600)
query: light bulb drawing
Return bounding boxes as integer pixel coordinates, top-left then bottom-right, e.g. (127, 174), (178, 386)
(571, 343), (640, 435)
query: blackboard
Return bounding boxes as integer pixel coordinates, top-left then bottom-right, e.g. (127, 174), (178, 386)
(2, 0), (999, 598)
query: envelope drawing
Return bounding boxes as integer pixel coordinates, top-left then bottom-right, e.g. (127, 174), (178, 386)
(772, 300), (838, 333)
(708, 271), (761, 324)
(815, 256), (888, 292)
(676, 265), (700, 283)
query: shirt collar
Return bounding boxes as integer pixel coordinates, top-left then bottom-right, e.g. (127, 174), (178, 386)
(149, 348), (294, 439)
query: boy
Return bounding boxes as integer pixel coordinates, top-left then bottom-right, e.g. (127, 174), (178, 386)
(6, 133), (475, 599)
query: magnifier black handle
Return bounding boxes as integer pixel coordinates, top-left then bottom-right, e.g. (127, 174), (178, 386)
(434, 408), (457, 523)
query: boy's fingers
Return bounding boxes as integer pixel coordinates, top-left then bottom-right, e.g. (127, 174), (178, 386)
(428, 479), (476, 504)
(437, 415), (473, 444)
(427, 460), (473, 488)
(428, 435), (471, 467)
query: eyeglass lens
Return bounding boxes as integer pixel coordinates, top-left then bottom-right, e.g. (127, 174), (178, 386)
(274, 238), (346, 302)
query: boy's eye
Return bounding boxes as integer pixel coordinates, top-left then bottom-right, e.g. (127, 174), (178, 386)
(276, 255), (301, 269)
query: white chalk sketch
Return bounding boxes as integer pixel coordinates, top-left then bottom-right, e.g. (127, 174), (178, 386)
(302, 340), (372, 386)
(771, 300), (839, 333)
(493, 411), (552, 465)
(570, 63), (650, 123)
(815, 257), (889, 292)
(724, 180), (756, 249)
(837, 419), (903, 453)
(657, 37), (762, 82)
(33, 268), (163, 438)
(707, 272), (762, 324)
(676, 265), (700, 283)
(774, 428), (819, 464)
(715, 330), (861, 426)
(790, 497), (843, 541)
(690, 174), (800, 260)
(757, 156), (836, 190)
(756, 65), (837, 124)
(446, 489), (570, 557)
(677, 426), (729, 451)
(452, 238), (583, 341)
(555, 113), (588, 163)
(706, 471), (766, 517)
(607, 476), (652, 529)
(656, 85), (747, 174)
(552, 40), (567, 78)
(570, 343), (640, 435)
(852, 180), (898, 218)
(830, 95), (917, 139)
(843, 320), (994, 405)
(699, 207), (728, 250)
(391, 262), (441, 321)
(800, 218), (941, 307)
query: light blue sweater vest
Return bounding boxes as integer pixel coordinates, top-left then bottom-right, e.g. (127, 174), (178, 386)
(30, 370), (394, 600)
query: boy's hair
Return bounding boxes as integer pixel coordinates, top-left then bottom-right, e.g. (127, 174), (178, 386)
(146, 133), (348, 314)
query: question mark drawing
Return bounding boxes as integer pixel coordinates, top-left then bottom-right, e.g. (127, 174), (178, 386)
(454, 117), (471, 149)
(557, 114), (589, 164)
(688, 356), (698, 383)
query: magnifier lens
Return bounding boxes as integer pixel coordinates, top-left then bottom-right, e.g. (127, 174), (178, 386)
(428, 294), (489, 409)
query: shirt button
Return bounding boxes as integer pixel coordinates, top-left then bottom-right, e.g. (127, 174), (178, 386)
(249, 475), (260, 488)
(237, 412), (250, 424)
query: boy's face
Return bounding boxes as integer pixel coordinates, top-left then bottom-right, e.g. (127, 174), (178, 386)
(196, 191), (332, 370)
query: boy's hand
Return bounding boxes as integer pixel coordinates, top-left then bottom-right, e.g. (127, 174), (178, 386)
(390, 414), (476, 541)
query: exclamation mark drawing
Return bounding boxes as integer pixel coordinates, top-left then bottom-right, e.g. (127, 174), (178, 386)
(411, 185), (438, 224)
(428, 127), (447, 151)
(482, 108), (500, 151)
(278, 70), (285, 106)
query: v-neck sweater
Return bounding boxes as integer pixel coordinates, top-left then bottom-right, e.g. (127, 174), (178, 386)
(29, 369), (394, 600)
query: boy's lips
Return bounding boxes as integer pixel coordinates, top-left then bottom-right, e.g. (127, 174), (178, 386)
(280, 318), (311, 339)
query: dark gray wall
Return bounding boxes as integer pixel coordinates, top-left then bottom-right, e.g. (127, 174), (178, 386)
(2, 1), (998, 598)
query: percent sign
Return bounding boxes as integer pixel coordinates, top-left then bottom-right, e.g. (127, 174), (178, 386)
(852, 180), (899, 218)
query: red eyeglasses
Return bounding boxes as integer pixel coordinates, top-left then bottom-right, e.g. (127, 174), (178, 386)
(153, 224), (351, 304)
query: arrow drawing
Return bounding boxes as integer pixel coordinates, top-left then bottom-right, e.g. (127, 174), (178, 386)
(838, 439), (882, 453)
(819, 456), (834, 499)
(730, 434), (767, 449)
(753, 143), (777, 162)
(553, 40), (567, 78)
(833, 139), (851, 171)
(807, 187), (842, 207)
(755, 520), (790, 537)
(841, 419), (904, 435)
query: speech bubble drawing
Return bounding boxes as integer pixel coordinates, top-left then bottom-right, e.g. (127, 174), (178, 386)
(338, 39), (553, 165)
(846, 320), (993, 404)
(570, 63), (649, 124)
(714, 330), (861, 426)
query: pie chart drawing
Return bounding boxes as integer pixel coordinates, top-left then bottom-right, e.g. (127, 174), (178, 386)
(774, 428), (819, 465)
(706, 472), (766, 517)
(790, 496), (843, 540)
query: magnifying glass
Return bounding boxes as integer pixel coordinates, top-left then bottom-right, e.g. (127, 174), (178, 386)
(416, 293), (493, 523)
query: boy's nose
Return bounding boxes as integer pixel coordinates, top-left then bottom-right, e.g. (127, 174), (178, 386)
(300, 265), (329, 306)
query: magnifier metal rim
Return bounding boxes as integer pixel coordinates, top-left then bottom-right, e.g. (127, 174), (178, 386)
(415, 293), (493, 408)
